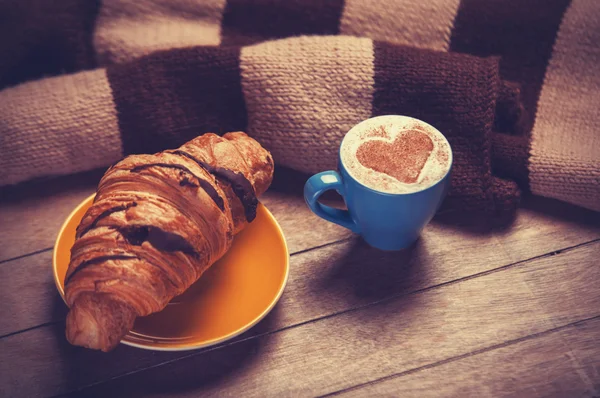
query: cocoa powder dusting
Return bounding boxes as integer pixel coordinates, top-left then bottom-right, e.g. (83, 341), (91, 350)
(356, 130), (434, 184)
(438, 149), (449, 164)
(367, 125), (390, 138)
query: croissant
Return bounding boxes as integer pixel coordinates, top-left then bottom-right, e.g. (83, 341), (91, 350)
(64, 132), (274, 352)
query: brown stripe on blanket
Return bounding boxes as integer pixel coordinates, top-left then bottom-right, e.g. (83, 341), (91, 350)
(220, 0), (345, 46)
(372, 41), (520, 216)
(449, 0), (572, 134)
(491, 133), (530, 187)
(107, 46), (247, 156)
(0, 0), (100, 90)
(494, 81), (526, 135)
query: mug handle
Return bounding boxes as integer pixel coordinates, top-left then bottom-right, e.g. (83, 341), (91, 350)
(304, 171), (360, 233)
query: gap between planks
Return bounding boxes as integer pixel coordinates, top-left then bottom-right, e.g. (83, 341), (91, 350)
(323, 314), (600, 397)
(2, 235), (598, 341)
(60, 239), (600, 396)
(0, 247), (53, 265)
(0, 235), (353, 339)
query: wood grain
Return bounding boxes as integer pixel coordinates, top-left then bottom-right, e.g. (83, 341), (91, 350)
(0, 173), (98, 262)
(338, 318), (600, 397)
(2, 165), (600, 264)
(68, 243), (600, 398)
(0, 169), (351, 262)
(1, 168), (599, 397)
(559, 318), (600, 395)
(520, 243), (600, 327)
(2, 192), (598, 340)
(497, 195), (600, 262)
(2, 242), (598, 397)
(1, 192), (596, 339)
(0, 322), (187, 398)
(0, 250), (65, 337)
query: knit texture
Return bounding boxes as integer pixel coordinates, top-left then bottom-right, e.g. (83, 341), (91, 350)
(220, 0), (344, 46)
(107, 46), (247, 155)
(0, 0), (598, 216)
(450, 0), (572, 134)
(0, 0), (100, 90)
(0, 69), (122, 185)
(339, 0), (460, 51)
(94, 0), (227, 64)
(528, 0), (600, 211)
(240, 36), (374, 173)
(372, 43), (504, 215)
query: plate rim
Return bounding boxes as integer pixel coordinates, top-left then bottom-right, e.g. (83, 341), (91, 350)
(53, 193), (290, 352)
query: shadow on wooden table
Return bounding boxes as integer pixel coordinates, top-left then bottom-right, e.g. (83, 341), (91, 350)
(431, 196), (523, 236)
(316, 238), (426, 304)
(0, 168), (104, 204)
(51, 299), (282, 397)
(435, 192), (600, 235)
(519, 194), (600, 226)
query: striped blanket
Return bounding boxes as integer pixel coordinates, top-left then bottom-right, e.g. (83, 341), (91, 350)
(1, 0), (598, 218)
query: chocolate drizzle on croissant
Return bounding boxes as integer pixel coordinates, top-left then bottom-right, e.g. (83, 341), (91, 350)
(120, 225), (198, 255)
(128, 163), (226, 212)
(77, 202), (138, 238)
(171, 150), (258, 222)
(64, 132), (274, 352)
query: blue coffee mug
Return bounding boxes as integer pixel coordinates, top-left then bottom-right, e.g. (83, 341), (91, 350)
(304, 116), (452, 251)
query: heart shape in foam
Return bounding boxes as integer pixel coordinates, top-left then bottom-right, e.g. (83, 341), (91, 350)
(356, 130), (434, 184)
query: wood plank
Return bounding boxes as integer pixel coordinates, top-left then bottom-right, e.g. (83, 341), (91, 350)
(3, 194), (598, 339)
(338, 318), (600, 398)
(0, 171), (100, 262)
(2, 163), (599, 264)
(257, 190), (352, 254)
(520, 242), (600, 327)
(0, 224), (506, 347)
(0, 251), (65, 337)
(0, 169), (351, 262)
(69, 244), (600, 398)
(497, 195), (600, 262)
(0, 322), (188, 398)
(559, 318), (600, 395)
(2, 242), (598, 397)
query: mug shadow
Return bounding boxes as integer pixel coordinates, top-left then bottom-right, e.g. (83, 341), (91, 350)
(315, 238), (428, 304)
(308, 237), (435, 341)
(51, 297), (282, 397)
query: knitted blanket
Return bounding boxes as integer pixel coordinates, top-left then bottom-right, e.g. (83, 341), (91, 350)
(1, 0), (598, 218)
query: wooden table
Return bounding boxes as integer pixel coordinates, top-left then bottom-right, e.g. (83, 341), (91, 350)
(1, 168), (599, 398)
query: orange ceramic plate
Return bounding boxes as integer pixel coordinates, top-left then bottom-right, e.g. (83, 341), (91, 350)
(53, 194), (289, 351)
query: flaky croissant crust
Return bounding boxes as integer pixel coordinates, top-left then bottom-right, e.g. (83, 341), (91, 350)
(64, 132), (273, 351)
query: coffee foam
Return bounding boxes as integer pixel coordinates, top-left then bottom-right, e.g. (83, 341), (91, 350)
(340, 116), (452, 194)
